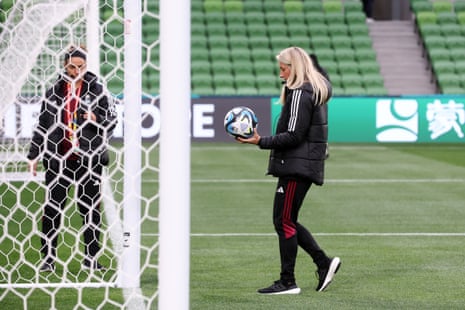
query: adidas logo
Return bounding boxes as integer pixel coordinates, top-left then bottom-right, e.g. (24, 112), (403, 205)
(276, 186), (284, 194)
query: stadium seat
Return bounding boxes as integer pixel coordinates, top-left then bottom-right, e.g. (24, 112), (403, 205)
(352, 36), (373, 50)
(302, 1), (323, 12)
(263, 1), (284, 13)
(265, 11), (286, 25)
(437, 12), (458, 24)
(267, 23), (288, 37)
(348, 24), (370, 36)
(411, 0), (433, 12)
(416, 11), (438, 24)
(207, 35), (229, 48)
(283, 1), (303, 13)
(428, 47), (451, 62)
(269, 36), (293, 50)
(337, 61), (360, 75)
(355, 48), (377, 62)
(322, 0), (343, 13)
(243, 1), (263, 12)
(225, 11), (244, 25)
(204, 0), (223, 12)
(455, 0), (465, 12)
(345, 11), (366, 25)
(223, 0), (243, 12)
(433, 1), (453, 13)
(192, 60), (212, 75)
(247, 24), (268, 37)
(310, 36), (332, 50)
(331, 35), (353, 49)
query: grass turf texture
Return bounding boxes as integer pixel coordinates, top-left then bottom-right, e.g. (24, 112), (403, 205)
(1, 143), (465, 309)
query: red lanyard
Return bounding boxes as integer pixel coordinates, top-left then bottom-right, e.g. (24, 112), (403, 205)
(64, 83), (82, 138)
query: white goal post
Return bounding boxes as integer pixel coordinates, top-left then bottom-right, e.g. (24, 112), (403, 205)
(0, 0), (190, 309)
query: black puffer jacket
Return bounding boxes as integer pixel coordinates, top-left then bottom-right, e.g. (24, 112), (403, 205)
(27, 72), (117, 167)
(258, 83), (329, 185)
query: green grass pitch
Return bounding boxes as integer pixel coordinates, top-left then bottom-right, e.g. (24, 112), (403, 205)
(1, 142), (465, 309)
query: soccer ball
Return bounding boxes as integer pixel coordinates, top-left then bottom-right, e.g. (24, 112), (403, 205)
(224, 106), (258, 139)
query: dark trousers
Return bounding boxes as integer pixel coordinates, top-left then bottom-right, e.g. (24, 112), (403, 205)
(42, 158), (103, 262)
(273, 177), (329, 283)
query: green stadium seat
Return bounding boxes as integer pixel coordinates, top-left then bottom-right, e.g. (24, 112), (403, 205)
(192, 34), (208, 49)
(230, 48), (250, 62)
(248, 36), (271, 51)
(289, 35), (312, 50)
(215, 86), (237, 95)
(308, 23), (329, 37)
(191, 11), (205, 25)
(416, 11), (438, 24)
(331, 36), (353, 49)
(192, 86), (215, 95)
(364, 86), (388, 96)
(207, 35), (229, 48)
(269, 36), (293, 50)
(428, 47), (451, 62)
(287, 24), (310, 37)
(423, 35), (447, 49)
(303, 1), (323, 12)
(358, 60), (381, 75)
(436, 72), (461, 89)
(229, 36), (249, 50)
(433, 60), (456, 74)
(446, 35), (465, 48)
(283, 1), (303, 13)
(449, 48), (465, 61)
(337, 61), (360, 75)
(205, 12), (224, 24)
(246, 23), (267, 37)
(192, 60), (211, 75)
(323, 0), (343, 13)
(191, 23), (206, 37)
(457, 11), (465, 24)
(437, 12), (458, 24)
(236, 87), (259, 95)
(254, 60), (275, 76)
(313, 48), (335, 63)
(192, 72), (213, 88)
(204, 0), (223, 12)
(351, 36), (373, 50)
(433, 1), (453, 13)
(440, 85), (465, 94)
(324, 12), (346, 25)
(345, 11), (366, 25)
(334, 48), (356, 62)
(209, 48), (231, 62)
(265, 11), (286, 25)
(284, 11), (306, 25)
(328, 24), (349, 36)
(310, 36), (332, 50)
(263, 1), (284, 12)
(418, 23), (441, 37)
(455, 0), (465, 12)
(361, 73), (384, 88)
(232, 60), (254, 76)
(223, 0), (243, 12)
(192, 48), (210, 62)
(354, 48), (377, 62)
(212, 73), (235, 87)
(411, 0), (433, 12)
(250, 48), (273, 62)
(227, 24), (248, 37)
(206, 23), (227, 37)
(225, 11), (245, 25)
(267, 23), (288, 37)
(243, 1), (263, 12)
(348, 24), (370, 36)
(245, 11), (265, 24)
(305, 11), (326, 26)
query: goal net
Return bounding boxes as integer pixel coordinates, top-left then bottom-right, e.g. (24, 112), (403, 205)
(0, 0), (166, 308)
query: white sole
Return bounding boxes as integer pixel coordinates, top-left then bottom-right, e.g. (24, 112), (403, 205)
(262, 287), (301, 295)
(318, 257), (341, 292)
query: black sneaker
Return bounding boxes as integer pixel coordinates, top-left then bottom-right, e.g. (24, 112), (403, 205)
(39, 261), (55, 273)
(316, 257), (341, 292)
(257, 280), (301, 295)
(82, 258), (106, 271)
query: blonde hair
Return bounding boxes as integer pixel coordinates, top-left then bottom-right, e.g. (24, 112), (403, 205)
(276, 46), (330, 105)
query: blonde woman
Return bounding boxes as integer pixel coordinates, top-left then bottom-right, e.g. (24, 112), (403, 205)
(238, 47), (340, 294)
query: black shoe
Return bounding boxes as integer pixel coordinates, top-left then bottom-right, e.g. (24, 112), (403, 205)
(39, 261), (55, 273)
(82, 258), (106, 271)
(257, 280), (301, 295)
(316, 257), (341, 292)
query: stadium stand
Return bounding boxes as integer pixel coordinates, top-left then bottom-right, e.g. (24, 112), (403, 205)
(412, 0), (465, 94)
(189, 0), (387, 96)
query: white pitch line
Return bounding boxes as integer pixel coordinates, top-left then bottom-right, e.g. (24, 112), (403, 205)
(141, 232), (465, 237)
(142, 178), (465, 184)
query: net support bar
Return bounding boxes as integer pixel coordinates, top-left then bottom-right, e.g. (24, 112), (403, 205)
(159, 0), (191, 309)
(117, 1), (142, 289)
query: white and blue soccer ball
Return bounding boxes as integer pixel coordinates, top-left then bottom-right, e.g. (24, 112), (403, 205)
(224, 106), (258, 139)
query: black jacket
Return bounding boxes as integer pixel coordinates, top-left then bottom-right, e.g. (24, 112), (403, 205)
(27, 72), (117, 167)
(258, 83), (329, 185)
